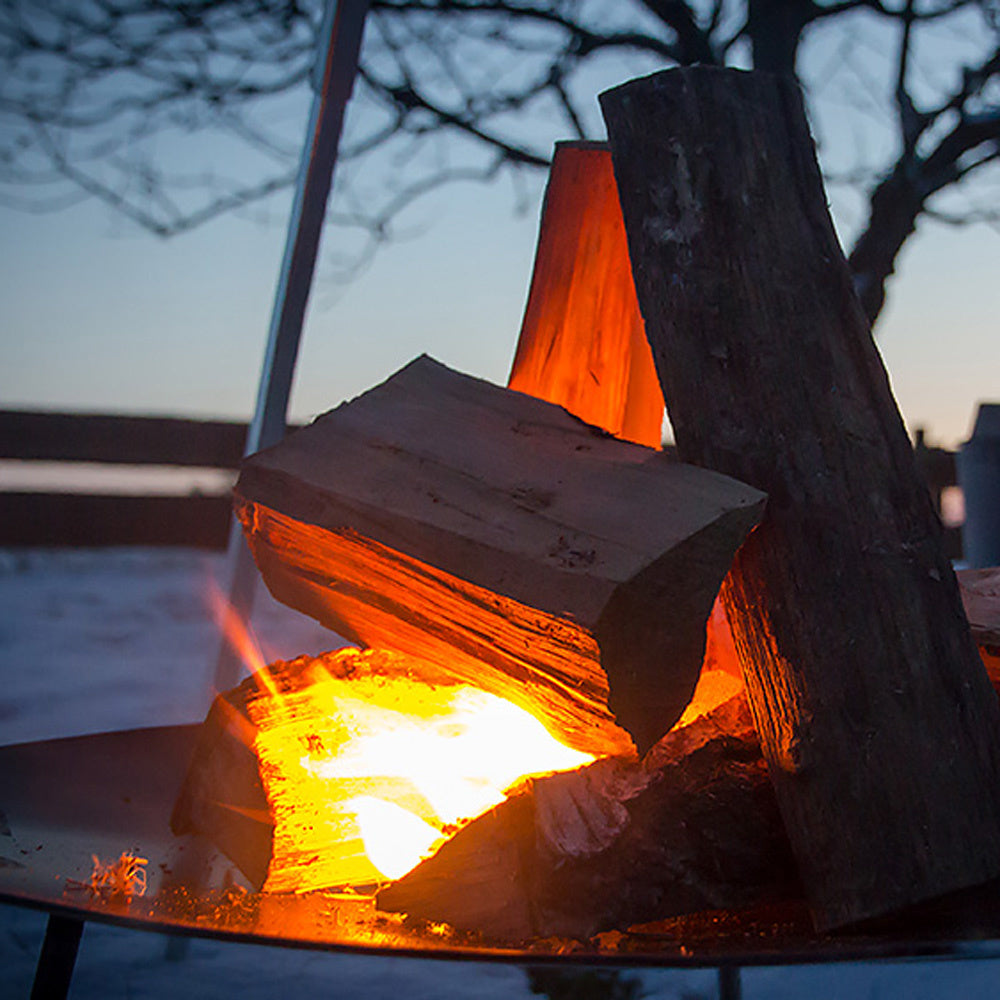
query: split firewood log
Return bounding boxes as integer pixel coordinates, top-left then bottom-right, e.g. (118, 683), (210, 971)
(377, 688), (802, 942)
(601, 66), (1000, 929)
(234, 355), (764, 755)
(175, 647), (561, 893)
(508, 141), (663, 449)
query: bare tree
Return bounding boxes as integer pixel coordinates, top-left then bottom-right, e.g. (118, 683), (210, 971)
(1, 0), (997, 324)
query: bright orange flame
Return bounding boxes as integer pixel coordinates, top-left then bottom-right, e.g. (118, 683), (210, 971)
(674, 669), (744, 728)
(207, 579), (282, 701)
(243, 660), (594, 891)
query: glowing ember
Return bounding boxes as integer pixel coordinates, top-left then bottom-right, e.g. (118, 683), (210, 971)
(347, 797), (442, 880)
(241, 651), (594, 891)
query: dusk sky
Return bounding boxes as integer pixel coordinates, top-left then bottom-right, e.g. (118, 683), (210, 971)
(0, 10), (997, 452)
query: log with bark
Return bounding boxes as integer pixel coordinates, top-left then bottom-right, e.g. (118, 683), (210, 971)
(601, 67), (1000, 930)
(377, 687), (802, 941)
(234, 355), (764, 756)
(507, 141), (664, 449)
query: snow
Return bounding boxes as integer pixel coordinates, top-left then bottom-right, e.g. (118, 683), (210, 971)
(1, 547), (997, 998)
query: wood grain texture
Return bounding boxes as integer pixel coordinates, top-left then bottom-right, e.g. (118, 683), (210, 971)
(508, 141), (664, 449)
(601, 67), (1000, 929)
(235, 356), (764, 754)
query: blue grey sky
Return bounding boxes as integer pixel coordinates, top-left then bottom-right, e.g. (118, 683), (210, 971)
(0, 9), (996, 450)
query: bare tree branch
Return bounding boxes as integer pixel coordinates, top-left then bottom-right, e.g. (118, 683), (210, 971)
(0, 0), (997, 317)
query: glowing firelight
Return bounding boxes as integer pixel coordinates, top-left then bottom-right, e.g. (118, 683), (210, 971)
(208, 577), (594, 888)
(302, 682), (592, 820)
(347, 797), (444, 880)
(207, 578), (282, 701)
(234, 648), (594, 892)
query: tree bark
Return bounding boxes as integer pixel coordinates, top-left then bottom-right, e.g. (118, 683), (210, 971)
(601, 66), (1000, 930)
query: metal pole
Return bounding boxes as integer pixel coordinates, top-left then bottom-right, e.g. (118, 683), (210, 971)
(718, 963), (742, 1000)
(213, 0), (370, 694)
(31, 914), (85, 1000)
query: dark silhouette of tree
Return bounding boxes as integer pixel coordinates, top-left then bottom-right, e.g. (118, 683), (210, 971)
(1, 0), (997, 324)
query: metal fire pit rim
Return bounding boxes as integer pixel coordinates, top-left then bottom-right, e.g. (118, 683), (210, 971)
(5, 723), (1000, 971)
(5, 886), (1000, 970)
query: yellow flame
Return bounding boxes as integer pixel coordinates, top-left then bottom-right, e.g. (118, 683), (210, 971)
(247, 665), (594, 889)
(207, 594), (597, 890)
(303, 684), (591, 823)
(347, 796), (444, 880)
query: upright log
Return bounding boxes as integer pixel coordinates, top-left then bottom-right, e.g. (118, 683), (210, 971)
(508, 141), (664, 449)
(601, 68), (1000, 929)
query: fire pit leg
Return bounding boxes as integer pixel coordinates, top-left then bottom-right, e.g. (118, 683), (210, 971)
(717, 964), (741, 1000)
(31, 913), (84, 1000)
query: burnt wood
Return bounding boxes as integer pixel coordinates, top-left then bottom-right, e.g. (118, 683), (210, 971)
(377, 692), (802, 942)
(234, 355), (764, 756)
(600, 67), (1000, 929)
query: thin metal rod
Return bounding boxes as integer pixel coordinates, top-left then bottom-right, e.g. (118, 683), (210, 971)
(31, 914), (84, 1000)
(213, 0), (370, 694)
(718, 963), (742, 1000)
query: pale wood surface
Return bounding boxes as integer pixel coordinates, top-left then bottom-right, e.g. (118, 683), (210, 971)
(235, 356), (764, 754)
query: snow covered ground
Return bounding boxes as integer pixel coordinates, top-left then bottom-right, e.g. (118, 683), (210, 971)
(1, 547), (997, 998)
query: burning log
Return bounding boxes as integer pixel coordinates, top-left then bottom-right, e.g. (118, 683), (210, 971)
(172, 647), (596, 893)
(234, 355), (764, 755)
(508, 141), (663, 449)
(174, 644), (804, 939)
(601, 67), (1000, 929)
(377, 686), (802, 941)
